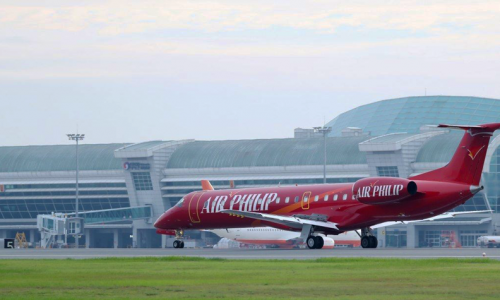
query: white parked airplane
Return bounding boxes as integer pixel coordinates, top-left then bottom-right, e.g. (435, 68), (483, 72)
(209, 227), (361, 249)
(208, 210), (493, 249)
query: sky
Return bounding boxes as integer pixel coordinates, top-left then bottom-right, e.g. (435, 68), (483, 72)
(1, 0), (499, 146)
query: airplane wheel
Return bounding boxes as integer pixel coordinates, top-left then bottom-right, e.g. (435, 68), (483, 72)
(307, 236), (317, 249)
(173, 240), (180, 248)
(315, 236), (324, 249)
(180, 241), (185, 248)
(361, 236), (370, 248)
(368, 236), (378, 248)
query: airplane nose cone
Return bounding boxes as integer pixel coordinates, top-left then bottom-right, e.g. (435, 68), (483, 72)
(154, 207), (180, 229)
(153, 215), (163, 228)
(154, 210), (171, 229)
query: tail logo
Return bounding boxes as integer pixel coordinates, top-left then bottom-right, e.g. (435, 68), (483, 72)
(370, 180), (379, 188)
(468, 145), (485, 160)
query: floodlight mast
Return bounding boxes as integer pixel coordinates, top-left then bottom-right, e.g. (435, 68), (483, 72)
(67, 133), (85, 248)
(313, 126), (332, 184)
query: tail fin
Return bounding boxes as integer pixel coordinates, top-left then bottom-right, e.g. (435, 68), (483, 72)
(201, 180), (214, 191)
(410, 123), (500, 185)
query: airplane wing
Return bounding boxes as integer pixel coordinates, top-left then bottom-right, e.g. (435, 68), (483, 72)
(371, 210), (492, 229)
(221, 210), (339, 230)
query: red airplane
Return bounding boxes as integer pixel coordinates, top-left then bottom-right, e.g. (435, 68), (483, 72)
(155, 123), (500, 249)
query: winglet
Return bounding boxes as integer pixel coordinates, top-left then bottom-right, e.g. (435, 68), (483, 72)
(201, 180), (214, 191)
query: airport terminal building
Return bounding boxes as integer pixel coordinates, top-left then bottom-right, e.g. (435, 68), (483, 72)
(1, 96), (500, 248)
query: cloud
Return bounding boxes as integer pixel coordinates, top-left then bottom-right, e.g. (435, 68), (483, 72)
(1, 1), (499, 35)
(0, 0), (499, 81)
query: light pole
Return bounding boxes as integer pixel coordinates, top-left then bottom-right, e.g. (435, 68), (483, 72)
(67, 133), (85, 248)
(313, 126), (332, 184)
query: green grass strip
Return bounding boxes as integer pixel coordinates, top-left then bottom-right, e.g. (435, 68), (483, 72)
(0, 257), (499, 299)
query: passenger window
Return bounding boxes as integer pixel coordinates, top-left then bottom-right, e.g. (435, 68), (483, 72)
(334, 194), (338, 201)
(352, 195), (356, 200)
(314, 195), (319, 202)
(294, 196), (299, 203)
(324, 195), (329, 201)
(303, 196), (308, 202)
(343, 194), (347, 200)
(285, 197), (290, 203)
(276, 197), (280, 204)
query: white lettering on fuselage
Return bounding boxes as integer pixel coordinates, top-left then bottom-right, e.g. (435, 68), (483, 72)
(357, 184), (404, 199)
(203, 192), (278, 214)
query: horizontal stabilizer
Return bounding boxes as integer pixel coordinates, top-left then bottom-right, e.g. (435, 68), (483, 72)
(438, 123), (500, 132)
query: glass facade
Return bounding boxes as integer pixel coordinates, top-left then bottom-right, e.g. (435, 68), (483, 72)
(460, 230), (488, 247)
(419, 230), (467, 248)
(385, 230), (407, 248)
(77, 206), (152, 224)
(0, 182), (130, 219)
(449, 192), (490, 212)
(132, 172), (153, 191)
(376, 166), (399, 177)
(485, 146), (500, 213)
(0, 198), (130, 219)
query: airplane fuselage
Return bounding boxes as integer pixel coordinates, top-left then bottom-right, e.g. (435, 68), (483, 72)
(157, 180), (474, 234)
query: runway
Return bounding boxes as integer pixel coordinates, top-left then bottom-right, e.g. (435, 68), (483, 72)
(1, 247), (499, 260)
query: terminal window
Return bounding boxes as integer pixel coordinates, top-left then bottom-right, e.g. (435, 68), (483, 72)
(376, 166), (399, 177)
(132, 172), (153, 191)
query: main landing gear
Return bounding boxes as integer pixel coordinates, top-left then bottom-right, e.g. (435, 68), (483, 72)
(301, 225), (325, 249)
(306, 235), (324, 249)
(173, 229), (185, 249)
(360, 227), (378, 249)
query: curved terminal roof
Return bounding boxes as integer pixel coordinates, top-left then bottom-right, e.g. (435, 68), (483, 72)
(0, 143), (129, 173)
(167, 137), (370, 169)
(416, 132), (500, 163)
(415, 133), (461, 163)
(326, 96), (500, 137)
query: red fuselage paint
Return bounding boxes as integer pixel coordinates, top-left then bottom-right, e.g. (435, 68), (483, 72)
(154, 180), (473, 234)
(154, 123), (500, 235)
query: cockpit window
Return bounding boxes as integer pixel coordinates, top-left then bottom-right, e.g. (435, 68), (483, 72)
(175, 198), (185, 208)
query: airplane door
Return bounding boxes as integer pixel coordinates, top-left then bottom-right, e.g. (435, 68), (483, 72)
(301, 192), (311, 210)
(188, 192), (204, 223)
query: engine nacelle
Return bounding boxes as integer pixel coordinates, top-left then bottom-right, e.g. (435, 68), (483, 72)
(353, 177), (417, 205)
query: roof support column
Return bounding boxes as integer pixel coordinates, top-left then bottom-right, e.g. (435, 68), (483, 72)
(113, 229), (119, 249)
(407, 224), (416, 249)
(161, 233), (167, 249)
(85, 229), (91, 249)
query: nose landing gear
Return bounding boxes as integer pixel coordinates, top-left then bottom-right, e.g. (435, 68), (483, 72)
(173, 229), (185, 249)
(173, 240), (184, 248)
(360, 228), (378, 248)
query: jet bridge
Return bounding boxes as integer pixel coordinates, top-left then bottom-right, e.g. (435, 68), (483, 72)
(37, 206), (153, 248)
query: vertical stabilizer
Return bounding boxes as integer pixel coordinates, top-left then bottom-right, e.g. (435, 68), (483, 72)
(410, 123), (500, 185)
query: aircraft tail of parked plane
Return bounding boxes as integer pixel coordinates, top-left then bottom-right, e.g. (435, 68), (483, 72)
(410, 123), (500, 185)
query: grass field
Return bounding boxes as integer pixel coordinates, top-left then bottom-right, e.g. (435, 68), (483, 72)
(0, 257), (499, 299)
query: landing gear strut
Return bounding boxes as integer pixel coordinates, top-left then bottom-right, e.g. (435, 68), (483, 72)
(360, 228), (378, 249)
(301, 225), (324, 249)
(173, 229), (185, 249)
